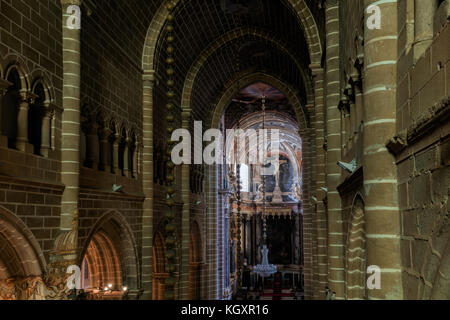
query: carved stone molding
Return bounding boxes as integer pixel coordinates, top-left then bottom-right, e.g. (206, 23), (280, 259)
(386, 96), (450, 155)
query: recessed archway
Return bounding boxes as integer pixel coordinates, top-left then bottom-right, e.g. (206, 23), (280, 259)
(0, 206), (46, 300)
(345, 196), (367, 300)
(79, 211), (139, 299)
(198, 75), (313, 299)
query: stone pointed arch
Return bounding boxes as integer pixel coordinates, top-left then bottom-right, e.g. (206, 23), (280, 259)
(0, 206), (47, 278)
(180, 27), (314, 109)
(210, 70), (309, 130)
(345, 195), (367, 300)
(142, 0), (323, 72)
(199, 70), (314, 299)
(79, 210), (140, 295)
(30, 69), (57, 106)
(1, 53), (31, 92)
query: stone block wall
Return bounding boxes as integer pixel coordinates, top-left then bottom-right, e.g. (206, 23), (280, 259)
(0, 0), (64, 263)
(0, 0), (63, 105)
(0, 175), (63, 262)
(396, 2), (449, 299)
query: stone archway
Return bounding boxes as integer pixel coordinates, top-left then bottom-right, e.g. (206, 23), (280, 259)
(81, 231), (122, 295)
(0, 206), (46, 300)
(198, 72), (313, 299)
(140, 0), (322, 300)
(79, 210), (140, 299)
(180, 27), (314, 110)
(345, 196), (367, 300)
(142, 0), (322, 72)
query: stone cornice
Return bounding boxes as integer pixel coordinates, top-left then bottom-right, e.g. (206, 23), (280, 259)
(0, 79), (12, 94)
(386, 96), (450, 156)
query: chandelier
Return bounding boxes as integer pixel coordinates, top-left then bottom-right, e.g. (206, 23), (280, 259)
(253, 245), (277, 278)
(253, 96), (277, 278)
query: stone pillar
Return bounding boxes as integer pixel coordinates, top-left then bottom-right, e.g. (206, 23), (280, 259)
(414, 0), (439, 61)
(85, 123), (99, 169)
(60, 0), (81, 230)
(123, 138), (131, 178)
(16, 92), (35, 152)
(310, 67), (328, 300)
(141, 71), (155, 299)
(40, 107), (54, 157)
(112, 133), (120, 174)
(363, 0), (404, 299)
(99, 127), (111, 172)
(205, 164), (219, 299)
(132, 141), (139, 178)
(0, 79), (12, 147)
(179, 108), (191, 299)
(325, 0), (345, 300)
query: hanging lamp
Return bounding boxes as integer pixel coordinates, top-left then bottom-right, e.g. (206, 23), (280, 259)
(253, 96), (277, 278)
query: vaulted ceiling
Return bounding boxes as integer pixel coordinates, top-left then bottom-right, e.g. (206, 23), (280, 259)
(150, 0), (325, 124)
(82, 0), (325, 128)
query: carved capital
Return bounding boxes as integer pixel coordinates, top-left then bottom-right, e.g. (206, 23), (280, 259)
(0, 79), (12, 96)
(19, 91), (38, 104)
(99, 127), (112, 140)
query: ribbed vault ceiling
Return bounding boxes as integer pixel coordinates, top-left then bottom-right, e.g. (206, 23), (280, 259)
(152, 0), (322, 124)
(190, 35), (307, 122)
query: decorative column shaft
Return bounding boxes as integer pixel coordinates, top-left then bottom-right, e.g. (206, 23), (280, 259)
(179, 108), (191, 299)
(164, 2), (178, 300)
(310, 67), (328, 300)
(132, 141), (139, 178)
(16, 92), (34, 152)
(325, 0), (345, 299)
(141, 72), (155, 299)
(99, 128), (111, 172)
(363, 0), (403, 300)
(60, 0), (81, 231)
(123, 138), (131, 178)
(112, 133), (120, 174)
(86, 123), (99, 169)
(40, 108), (54, 157)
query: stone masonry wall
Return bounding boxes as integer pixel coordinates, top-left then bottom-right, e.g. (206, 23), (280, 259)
(397, 5), (449, 298)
